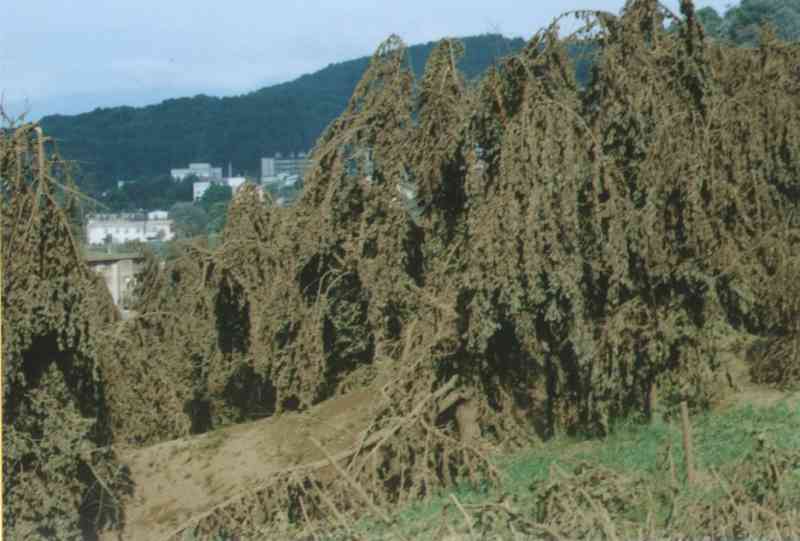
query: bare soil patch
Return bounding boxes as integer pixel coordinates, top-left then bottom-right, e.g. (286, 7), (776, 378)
(104, 368), (392, 541)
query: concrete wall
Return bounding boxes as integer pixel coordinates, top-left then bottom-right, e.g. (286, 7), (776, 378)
(87, 256), (143, 308)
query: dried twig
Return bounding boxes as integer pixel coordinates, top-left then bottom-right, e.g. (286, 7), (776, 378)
(309, 436), (392, 526)
(680, 401), (695, 486)
(449, 493), (475, 538)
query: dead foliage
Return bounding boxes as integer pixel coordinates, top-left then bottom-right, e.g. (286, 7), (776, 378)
(1, 122), (128, 539)
(116, 1), (798, 536)
(160, 302), (501, 540)
(450, 434), (800, 540)
(747, 333), (800, 390)
(741, 225), (800, 389)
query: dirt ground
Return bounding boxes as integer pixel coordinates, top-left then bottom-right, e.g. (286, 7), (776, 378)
(102, 362), (396, 541)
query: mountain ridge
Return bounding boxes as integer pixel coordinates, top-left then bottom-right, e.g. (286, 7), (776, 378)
(40, 34), (527, 193)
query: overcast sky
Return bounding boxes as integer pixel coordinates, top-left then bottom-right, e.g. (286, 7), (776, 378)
(2, 0), (731, 120)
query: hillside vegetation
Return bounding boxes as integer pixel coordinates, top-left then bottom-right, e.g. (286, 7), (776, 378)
(39, 34), (526, 192)
(39, 0), (799, 206)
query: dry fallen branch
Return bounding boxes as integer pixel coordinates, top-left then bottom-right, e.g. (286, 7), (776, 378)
(449, 493), (476, 538)
(680, 401), (696, 486)
(309, 436), (392, 526)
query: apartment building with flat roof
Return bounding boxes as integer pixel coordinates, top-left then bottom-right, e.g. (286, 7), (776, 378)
(261, 151), (311, 183)
(170, 162), (223, 181)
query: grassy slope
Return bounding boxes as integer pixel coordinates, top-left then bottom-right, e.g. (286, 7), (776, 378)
(347, 399), (800, 540)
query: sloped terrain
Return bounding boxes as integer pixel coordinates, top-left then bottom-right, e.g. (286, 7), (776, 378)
(104, 366), (394, 541)
(105, 331), (800, 540)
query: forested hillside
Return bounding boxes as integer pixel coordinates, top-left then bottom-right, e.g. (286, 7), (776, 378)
(691, 0), (800, 44)
(40, 34), (526, 193)
(39, 0), (800, 198)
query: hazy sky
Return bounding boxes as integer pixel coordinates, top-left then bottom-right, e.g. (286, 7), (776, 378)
(2, 0), (731, 120)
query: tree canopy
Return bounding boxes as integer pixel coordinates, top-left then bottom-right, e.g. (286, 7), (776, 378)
(104, 174), (193, 211)
(199, 183), (233, 234)
(170, 201), (209, 239)
(688, 0), (800, 44)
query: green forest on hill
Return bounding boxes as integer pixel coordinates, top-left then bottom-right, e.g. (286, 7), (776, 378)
(40, 34), (527, 195)
(38, 0), (800, 213)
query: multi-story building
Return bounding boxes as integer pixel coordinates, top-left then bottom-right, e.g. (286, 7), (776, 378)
(225, 176), (247, 193)
(193, 181), (212, 201)
(261, 152), (311, 183)
(86, 211), (175, 245)
(170, 162), (223, 182)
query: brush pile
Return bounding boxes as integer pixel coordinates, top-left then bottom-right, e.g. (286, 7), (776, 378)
(460, 435), (800, 540)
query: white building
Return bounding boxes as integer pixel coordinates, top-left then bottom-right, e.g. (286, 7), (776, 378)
(261, 152), (311, 183)
(225, 176), (247, 192)
(193, 181), (212, 201)
(86, 212), (175, 245)
(261, 158), (275, 178)
(262, 173), (300, 188)
(171, 162), (223, 181)
(86, 253), (145, 309)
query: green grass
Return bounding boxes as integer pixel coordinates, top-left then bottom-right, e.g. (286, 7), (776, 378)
(197, 398), (799, 540)
(693, 402), (800, 466)
(348, 398), (800, 540)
